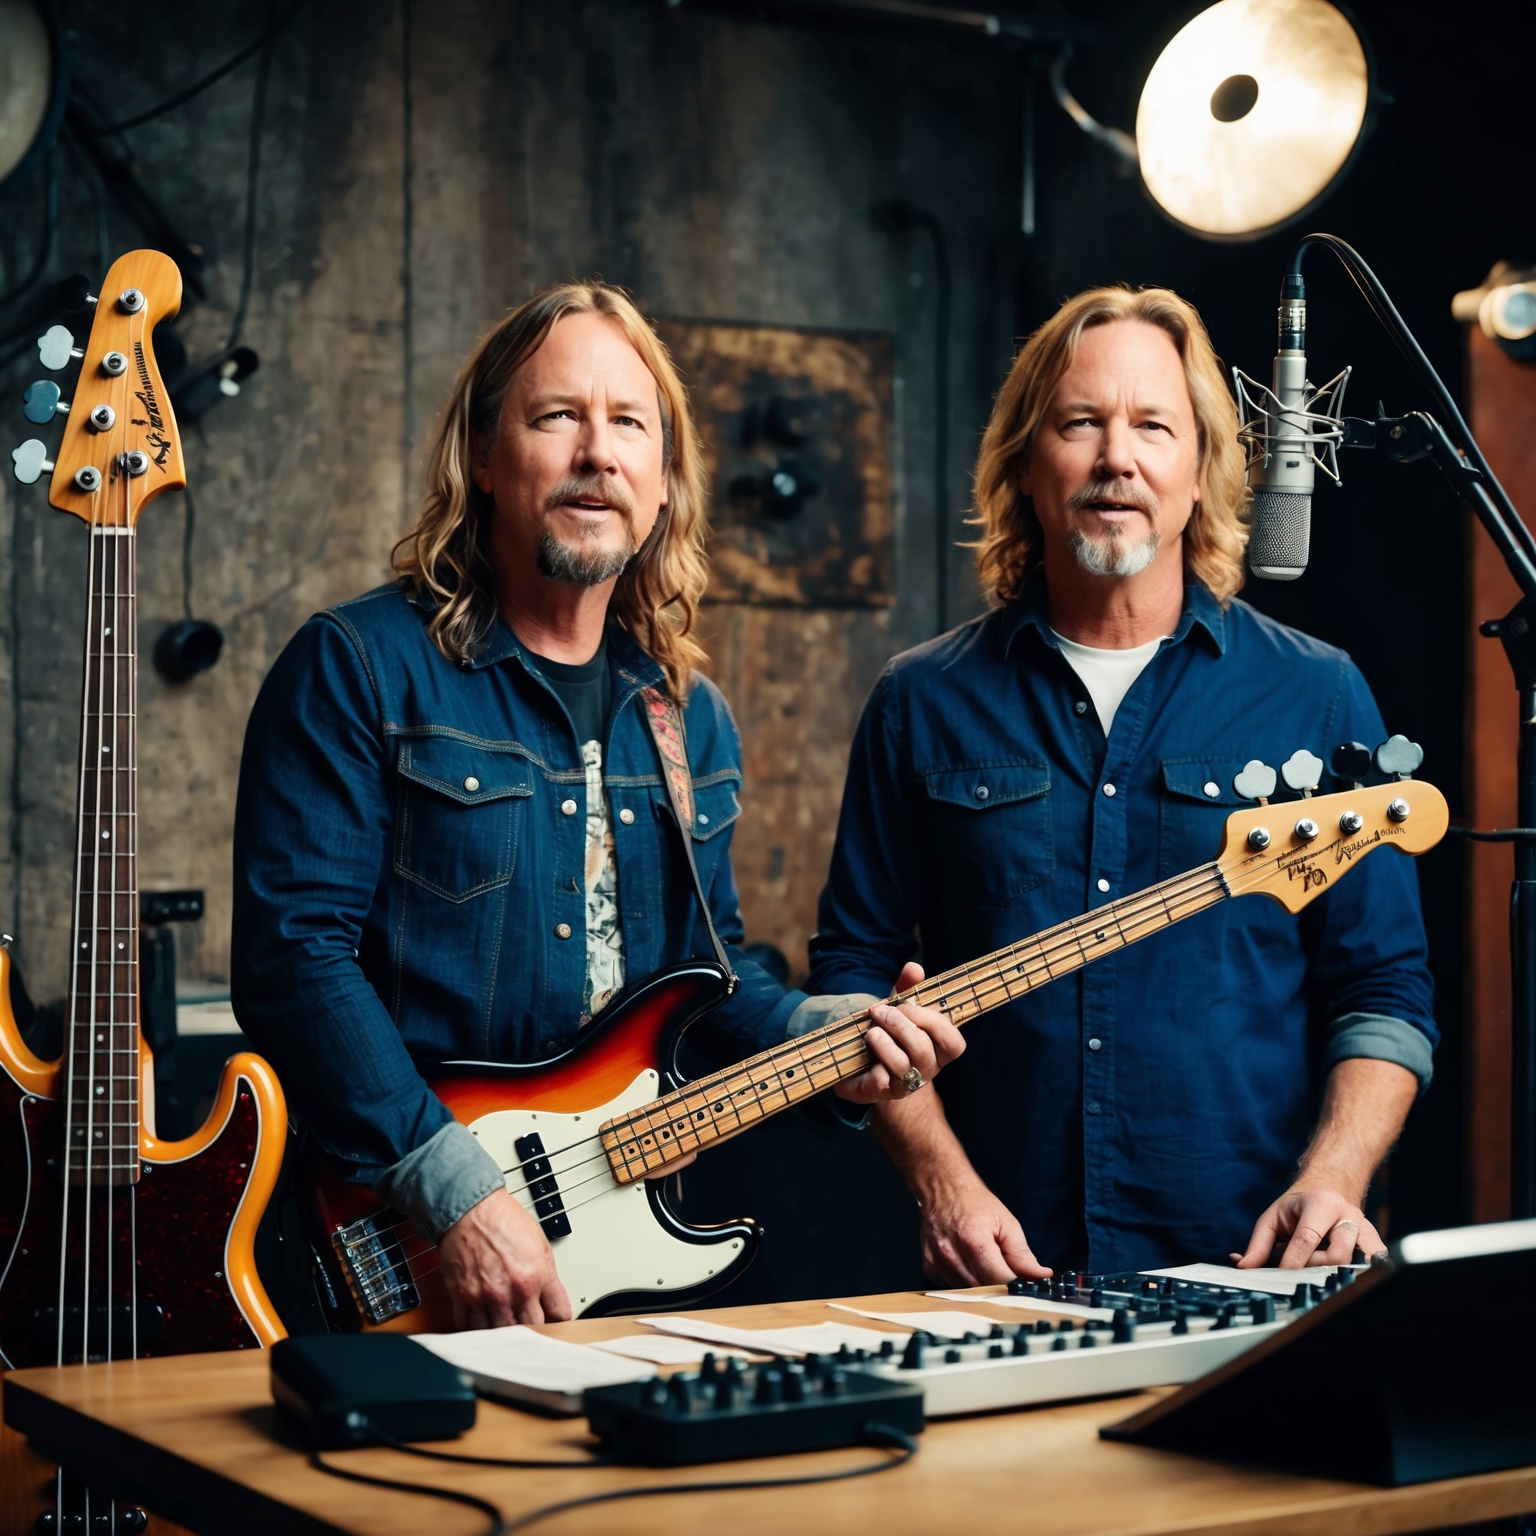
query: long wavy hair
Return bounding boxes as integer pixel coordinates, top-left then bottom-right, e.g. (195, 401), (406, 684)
(394, 282), (708, 700)
(970, 285), (1249, 607)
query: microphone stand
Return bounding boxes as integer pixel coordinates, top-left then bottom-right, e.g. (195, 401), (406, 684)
(1287, 234), (1536, 1219)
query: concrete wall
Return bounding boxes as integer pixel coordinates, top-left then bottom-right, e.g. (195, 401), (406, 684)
(0, 0), (1025, 1004)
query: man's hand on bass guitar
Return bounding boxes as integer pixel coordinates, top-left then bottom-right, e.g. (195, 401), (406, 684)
(834, 963), (966, 1105)
(438, 1187), (573, 1327)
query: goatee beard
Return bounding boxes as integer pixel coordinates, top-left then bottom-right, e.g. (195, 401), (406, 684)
(536, 527), (636, 586)
(1069, 525), (1161, 578)
(536, 472), (638, 586)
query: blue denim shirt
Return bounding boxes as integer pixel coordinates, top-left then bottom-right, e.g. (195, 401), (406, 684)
(808, 575), (1437, 1273)
(231, 584), (804, 1207)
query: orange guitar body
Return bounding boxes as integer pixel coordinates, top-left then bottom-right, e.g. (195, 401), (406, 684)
(0, 942), (288, 1368)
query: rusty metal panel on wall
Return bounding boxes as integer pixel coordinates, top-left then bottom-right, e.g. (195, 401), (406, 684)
(654, 320), (895, 607)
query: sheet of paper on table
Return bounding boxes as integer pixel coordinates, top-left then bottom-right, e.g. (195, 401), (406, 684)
(830, 1304), (1032, 1338)
(928, 1291), (1116, 1322)
(414, 1325), (652, 1415)
(588, 1334), (762, 1365)
(1140, 1262), (1354, 1296)
(644, 1315), (904, 1356)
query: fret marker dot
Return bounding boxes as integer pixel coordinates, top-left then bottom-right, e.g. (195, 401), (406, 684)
(102, 831), (109, 840)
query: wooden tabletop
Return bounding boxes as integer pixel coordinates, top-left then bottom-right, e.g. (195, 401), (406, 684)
(7, 1289), (1536, 1536)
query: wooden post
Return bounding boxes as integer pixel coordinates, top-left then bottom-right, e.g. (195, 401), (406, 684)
(1465, 327), (1536, 1221)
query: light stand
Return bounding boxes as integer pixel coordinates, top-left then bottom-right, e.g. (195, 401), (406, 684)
(1284, 234), (1536, 1218)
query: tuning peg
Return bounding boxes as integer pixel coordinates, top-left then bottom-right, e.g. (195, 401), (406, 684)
(1331, 741), (1373, 790)
(12, 440), (55, 485)
(37, 325), (83, 372)
(1233, 760), (1277, 804)
(1280, 749), (1325, 797)
(56, 274), (99, 313)
(1374, 735), (1423, 780)
(22, 381), (69, 425)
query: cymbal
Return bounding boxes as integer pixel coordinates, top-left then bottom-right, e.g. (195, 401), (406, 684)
(1136, 0), (1369, 239)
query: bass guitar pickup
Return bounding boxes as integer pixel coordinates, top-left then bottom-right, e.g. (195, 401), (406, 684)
(514, 1131), (573, 1240)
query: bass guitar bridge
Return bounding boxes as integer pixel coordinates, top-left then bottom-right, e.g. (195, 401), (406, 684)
(330, 1211), (420, 1325)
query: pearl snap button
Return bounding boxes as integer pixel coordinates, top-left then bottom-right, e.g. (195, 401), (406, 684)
(698, 812), (710, 826)
(619, 808), (634, 825)
(1088, 1037), (1103, 1051)
(1097, 878), (1110, 893)
(1074, 700), (1088, 715)
(554, 922), (572, 939)
(463, 776), (480, 792)
(1203, 781), (1220, 798)
(1102, 783), (1116, 797)
(561, 798), (578, 816)
(975, 785), (989, 800)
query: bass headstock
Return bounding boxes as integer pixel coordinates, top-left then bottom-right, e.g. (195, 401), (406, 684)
(11, 250), (185, 527)
(1216, 780), (1448, 913)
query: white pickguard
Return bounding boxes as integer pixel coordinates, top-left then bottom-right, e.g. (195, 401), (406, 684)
(465, 1070), (746, 1315)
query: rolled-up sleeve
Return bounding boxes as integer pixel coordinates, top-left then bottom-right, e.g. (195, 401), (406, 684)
(1300, 657), (1438, 1087)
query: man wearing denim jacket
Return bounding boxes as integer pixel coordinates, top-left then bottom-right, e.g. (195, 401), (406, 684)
(233, 283), (960, 1328)
(809, 286), (1436, 1282)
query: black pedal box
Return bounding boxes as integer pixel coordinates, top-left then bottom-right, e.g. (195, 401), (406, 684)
(585, 1358), (924, 1466)
(271, 1333), (477, 1449)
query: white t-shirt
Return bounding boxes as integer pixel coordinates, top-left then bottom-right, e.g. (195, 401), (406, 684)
(1052, 630), (1167, 736)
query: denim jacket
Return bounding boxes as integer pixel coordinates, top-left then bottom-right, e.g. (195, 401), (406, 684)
(231, 584), (805, 1224)
(808, 576), (1437, 1271)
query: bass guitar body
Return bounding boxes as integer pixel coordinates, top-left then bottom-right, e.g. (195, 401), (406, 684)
(304, 961), (759, 1330)
(0, 948), (287, 1370)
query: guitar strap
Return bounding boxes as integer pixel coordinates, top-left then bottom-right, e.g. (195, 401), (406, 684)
(640, 686), (739, 990)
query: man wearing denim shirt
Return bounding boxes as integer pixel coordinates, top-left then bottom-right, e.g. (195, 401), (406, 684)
(233, 283), (959, 1328)
(809, 286), (1435, 1282)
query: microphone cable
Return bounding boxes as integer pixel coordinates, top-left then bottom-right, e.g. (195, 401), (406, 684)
(306, 1416), (919, 1536)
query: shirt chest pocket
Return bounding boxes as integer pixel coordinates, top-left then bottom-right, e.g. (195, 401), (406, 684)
(923, 760), (1054, 908)
(394, 736), (534, 902)
(1158, 759), (1248, 880)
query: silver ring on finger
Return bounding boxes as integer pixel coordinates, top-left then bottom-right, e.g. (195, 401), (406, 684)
(901, 1066), (926, 1094)
(1332, 1219), (1360, 1233)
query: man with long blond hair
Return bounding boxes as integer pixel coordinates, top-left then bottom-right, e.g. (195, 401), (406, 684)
(232, 282), (958, 1328)
(810, 286), (1435, 1281)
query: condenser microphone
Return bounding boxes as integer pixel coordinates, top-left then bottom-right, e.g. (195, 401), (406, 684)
(1245, 274), (1316, 581)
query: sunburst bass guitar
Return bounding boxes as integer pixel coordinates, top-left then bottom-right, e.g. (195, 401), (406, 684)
(304, 766), (1446, 1330)
(0, 251), (287, 1376)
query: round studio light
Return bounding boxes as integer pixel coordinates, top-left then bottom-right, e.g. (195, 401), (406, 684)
(1136, 0), (1370, 240)
(0, 0), (68, 192)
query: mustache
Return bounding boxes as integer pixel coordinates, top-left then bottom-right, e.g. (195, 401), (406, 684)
(545, 473), (636, 521)
(1065, 479), (1158, 519)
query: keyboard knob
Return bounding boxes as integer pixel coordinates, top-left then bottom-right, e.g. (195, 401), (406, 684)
(943, 1347), (961, 1363)
(1051, 1335), (1068, 1351)
(822, 1368), (847, 1396)
(699, 1351), (719, 1382)
(1171, 1312), (1190, 1335)
(783, 1368), (807, 1402)
(988, 1342), (1005, 1358)
(1079, 1332), (1097, 1348)
(1007, 1278), (1027, 1295)
(1090, 1287), (1104, 1308)
(1112, 1309), (1135, 1344)
(754, 1367), (784, 1405)
(900, 1335), (925, 1370)
(1034, 1320), (1053, 1335)
(1250, 1294), (1275, 1324)
(667, 1375), (692, 1412)
(1010, 1331), (1030, 1356)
